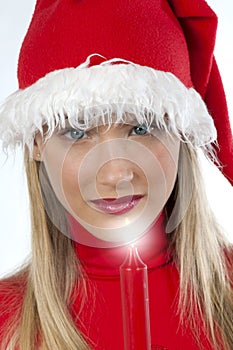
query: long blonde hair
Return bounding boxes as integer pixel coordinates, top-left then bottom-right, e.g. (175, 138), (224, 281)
(1, 143), (233, 350)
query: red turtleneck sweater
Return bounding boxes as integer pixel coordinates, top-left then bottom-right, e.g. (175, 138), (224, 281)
(70, 212), (215, 349)
(0, 213), (221, 349)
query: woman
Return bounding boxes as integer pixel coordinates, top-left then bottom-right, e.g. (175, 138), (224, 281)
(0, 0), (233, 349)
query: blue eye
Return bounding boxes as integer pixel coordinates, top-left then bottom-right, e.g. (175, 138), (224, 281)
(131, 125), (149, 135)
(63, 128), (85, 140)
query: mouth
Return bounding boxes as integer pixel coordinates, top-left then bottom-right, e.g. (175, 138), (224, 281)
(89, 194), (144, 215)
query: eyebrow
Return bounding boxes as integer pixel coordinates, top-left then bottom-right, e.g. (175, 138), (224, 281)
(61, 112), (152, 133)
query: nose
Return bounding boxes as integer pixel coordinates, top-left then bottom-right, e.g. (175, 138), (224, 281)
(96, 159), (134, 187)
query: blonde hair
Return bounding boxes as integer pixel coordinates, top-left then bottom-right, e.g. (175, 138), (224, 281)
(1, 143), (233, 350)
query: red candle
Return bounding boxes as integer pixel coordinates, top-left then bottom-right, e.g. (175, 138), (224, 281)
(120, 245), (151, 350)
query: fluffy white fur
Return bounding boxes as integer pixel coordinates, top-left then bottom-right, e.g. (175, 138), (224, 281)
(0, 54), (217, 158)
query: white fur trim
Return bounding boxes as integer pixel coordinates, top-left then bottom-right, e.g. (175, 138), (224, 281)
(0, 54), (217, 157)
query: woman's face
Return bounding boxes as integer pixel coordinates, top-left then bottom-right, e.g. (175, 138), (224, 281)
(34, 116), (180, 244)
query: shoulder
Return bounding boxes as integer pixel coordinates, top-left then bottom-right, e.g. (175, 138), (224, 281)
(0, 269), (28, 335)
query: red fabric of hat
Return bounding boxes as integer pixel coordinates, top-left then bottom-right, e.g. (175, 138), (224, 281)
(18, 0), (192, 88)
(17, 0), (233, 185)
(168, 0), (233, 184)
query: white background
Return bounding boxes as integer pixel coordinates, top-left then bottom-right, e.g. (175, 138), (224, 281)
(0, 0), (232, 277)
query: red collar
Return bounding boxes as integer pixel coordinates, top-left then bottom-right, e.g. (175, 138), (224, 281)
(69, 211), (170, 278)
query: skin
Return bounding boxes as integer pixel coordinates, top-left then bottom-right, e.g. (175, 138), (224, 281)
(33, 118), (180, 242)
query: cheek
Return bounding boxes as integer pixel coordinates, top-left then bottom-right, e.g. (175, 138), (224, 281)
(61, 157), (82, 198)
(160, 149), (178, 191)
(61, 159), (93, 219)
(148, 139), (179, 197)
(42, 139), (85, 207)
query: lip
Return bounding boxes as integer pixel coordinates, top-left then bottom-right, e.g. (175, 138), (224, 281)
(90, 194), (144, 215)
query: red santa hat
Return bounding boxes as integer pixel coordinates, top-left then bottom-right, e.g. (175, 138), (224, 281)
(0, 0), (232, 185)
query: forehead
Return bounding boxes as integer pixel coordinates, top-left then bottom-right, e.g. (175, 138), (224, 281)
(53, 112), (156, 131)
(39, 112), (158, 143)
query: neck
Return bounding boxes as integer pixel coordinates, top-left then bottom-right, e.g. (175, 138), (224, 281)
(68, 211), (169, 276)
